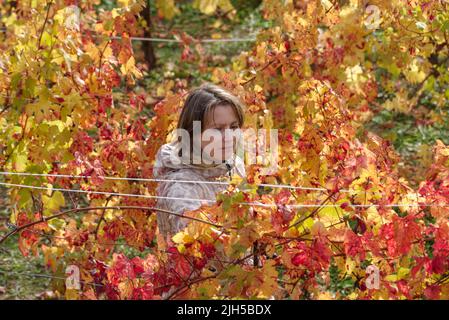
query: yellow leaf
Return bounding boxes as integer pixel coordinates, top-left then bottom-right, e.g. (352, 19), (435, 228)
(193, 0), (233, 15)
(397, 267), (410, 280)
(345, 257), (356, 274)
(296, 216), (314, 234)
(12, 153), (28, 172)
(403, 58), (427, 84)
(118, 281), (133, 299)
(42, 190), (65, 214)
(119, 56), (142, 78)
(111, 8), (121, 18)
(318, 206), (342, 225)
(156, 0), (179, 20)
(316, 291), (334, 299)
(347, 292), (358, 299)
(366, 206), (382, 233)
(194, 0), (219, 15)
(65, 288), (79, 300)
(118, 0), (131, 7)
(177, 244), (186, 254)
(230, 174), (243, 185)
(172, 231), (195, 245)
(256, 260), (279, 298)
(384, 274), (397, 282)
(254, 84), (263, 93)
(344, 64), (367, 93)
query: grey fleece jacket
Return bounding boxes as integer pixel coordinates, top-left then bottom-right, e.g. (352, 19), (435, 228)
(153, 141), (246, 245)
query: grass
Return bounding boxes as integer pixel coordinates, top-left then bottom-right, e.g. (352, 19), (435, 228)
(0, 185), (53, 300)
(0, 238), (52, 300)
(365, 108), (449, 186)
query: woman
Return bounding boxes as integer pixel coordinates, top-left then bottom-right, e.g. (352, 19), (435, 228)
(154, 83), (246, 248)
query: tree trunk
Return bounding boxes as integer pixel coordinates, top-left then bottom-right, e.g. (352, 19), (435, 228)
(142, 0), (157, 69)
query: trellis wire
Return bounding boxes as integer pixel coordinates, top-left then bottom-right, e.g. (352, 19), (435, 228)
(104, 35), (257, 43)
(0, 181), (446, 209)
(0, 171), (334, 192)
(0, 269), (104, 288)
(0, 28), (256, 43)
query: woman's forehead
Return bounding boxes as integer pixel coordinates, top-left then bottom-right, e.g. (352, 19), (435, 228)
(205, 104), (238, 125)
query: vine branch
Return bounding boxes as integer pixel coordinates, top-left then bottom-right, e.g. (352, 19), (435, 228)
(0, 205), (224, 245)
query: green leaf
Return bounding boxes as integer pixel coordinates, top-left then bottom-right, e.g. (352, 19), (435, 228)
(48, 218), (66, 231)
(17, 188), (32, 209)
(42, 190), (65, 214)
(12, 152), (28, 172)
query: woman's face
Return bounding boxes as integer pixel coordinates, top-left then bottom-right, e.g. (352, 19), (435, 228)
(200, 104), (240, 163)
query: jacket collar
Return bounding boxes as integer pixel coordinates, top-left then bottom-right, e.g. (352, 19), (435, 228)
(154, 142), (245, 180)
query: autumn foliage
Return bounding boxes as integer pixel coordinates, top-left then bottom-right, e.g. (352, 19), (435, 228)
(1, 0), (449, 300)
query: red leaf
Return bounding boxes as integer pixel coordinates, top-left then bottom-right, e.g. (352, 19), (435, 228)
(344, 230), (366, 260)
(199, 242), (216, 259)
(424, 285), (441, 300)
(379, 215), (421, 257)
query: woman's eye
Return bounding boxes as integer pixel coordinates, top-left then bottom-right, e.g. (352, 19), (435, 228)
(209, 126), (238, 132)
